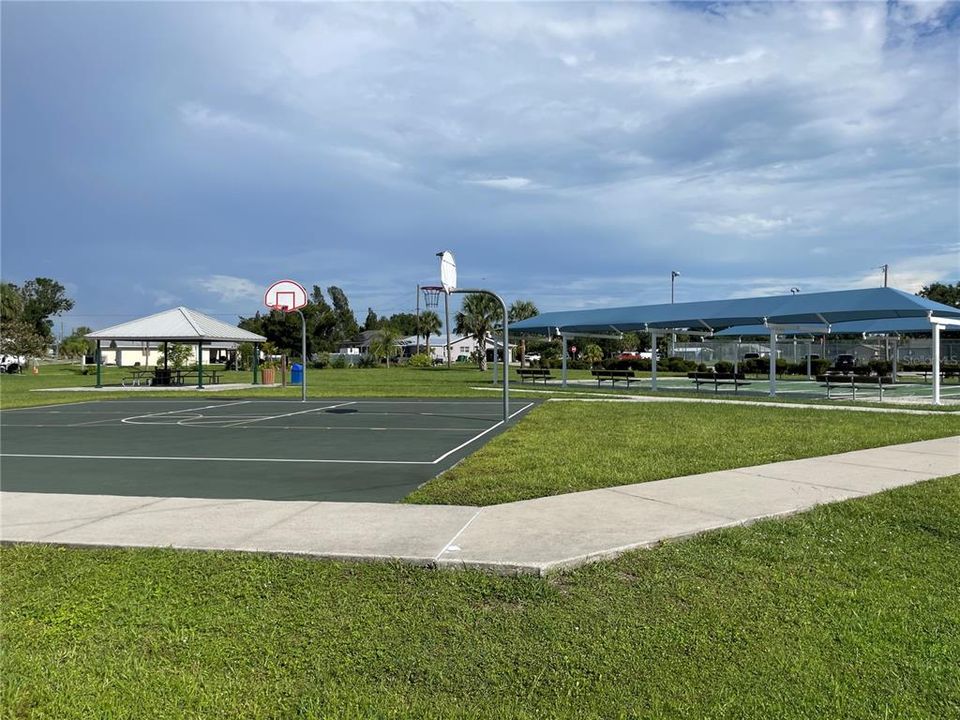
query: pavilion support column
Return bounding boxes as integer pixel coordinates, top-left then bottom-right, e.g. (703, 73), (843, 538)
(197, 341), (204, 389)
(769, 329), (778, 397)
(932, 324), (942, 405)
(164, 341), (169, 370)
(561, 333), (568, 388)
(650, 330), (658, 391)
(95, 340), (102, 388)
(806, 341), (812, 380)
(252, 343), (260, 385)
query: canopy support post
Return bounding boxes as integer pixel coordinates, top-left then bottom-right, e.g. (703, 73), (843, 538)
(769, 329), (778, 396)
(95, 340), (102, 388)
(892, 337), (898, 383)
(561, 332), (568, 388)
(650, 330), (658, 391)
(252, 343), (259, 385)
(197, 341), (204, 389)
(932, 323), (942, 405)
(806, 341), (812, 379)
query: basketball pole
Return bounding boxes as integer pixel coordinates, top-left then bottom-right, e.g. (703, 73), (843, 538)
(296, 309), (307, 402)
(444, 291), (451, 369)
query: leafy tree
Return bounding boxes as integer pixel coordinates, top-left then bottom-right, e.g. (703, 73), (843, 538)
(60, 326), (95, 359)
(0, 318), (47, 361)
(369, 326), (402, 368)
(583, 344), (603, 366)
(0, 282), (23, 323)
(418, 310), (442, 356)
(455, 293), (502, 371)
(18, 278), (74, 341)
(619, 332), (640, 352)
(328, 286), (359, 346)
(363, 308), (382, 331)
(918, 282), (960, 308)
(509, 299), (539, 367)
(383, 312), (419, 337)
(159, 343), (192, 370)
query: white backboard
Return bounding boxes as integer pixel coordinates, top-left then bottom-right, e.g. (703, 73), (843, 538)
(439, 251), (457, 292)
(265, 279), (308, 311)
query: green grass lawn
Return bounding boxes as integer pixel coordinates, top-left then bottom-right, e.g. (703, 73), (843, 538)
(407, 401), (960, 505)
(4, 477), (958, 719)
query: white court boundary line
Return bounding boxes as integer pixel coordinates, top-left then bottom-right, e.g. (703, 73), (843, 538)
(119, 400), (252, 426)
(0, 402), (537, 467)
(223, 401), (357, 427)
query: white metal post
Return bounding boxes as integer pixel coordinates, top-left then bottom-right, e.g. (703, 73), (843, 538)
(932, 323), (942, 405)
(561, 332), (568, 388)
(806, 341), (812, 379)
(769, 329), (778, 396)
(650, 330), (658, 391)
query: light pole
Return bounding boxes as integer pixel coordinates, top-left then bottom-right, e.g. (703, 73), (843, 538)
(879, 264), (888, 287)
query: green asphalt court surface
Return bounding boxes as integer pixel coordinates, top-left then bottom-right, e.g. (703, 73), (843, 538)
(0, 398), (535, 502)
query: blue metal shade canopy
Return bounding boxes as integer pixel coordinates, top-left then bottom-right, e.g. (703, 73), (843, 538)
(510, 287), (960, 335)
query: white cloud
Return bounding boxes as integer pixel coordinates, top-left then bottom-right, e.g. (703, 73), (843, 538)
(178, 102), (283, 140)
(464, 176), (535, 191)
(692, 213), (793, 236)
(194, 275), (262, 303)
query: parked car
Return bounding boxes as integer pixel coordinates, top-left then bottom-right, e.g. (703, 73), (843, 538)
(524, 353), (541, 362)
(834, 354), (855, 373)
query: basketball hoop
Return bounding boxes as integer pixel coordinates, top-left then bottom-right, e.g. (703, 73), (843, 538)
(422, 285), (444, 309)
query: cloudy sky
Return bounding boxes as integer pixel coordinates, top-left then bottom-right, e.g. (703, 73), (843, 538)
(2, 1), (957, 333)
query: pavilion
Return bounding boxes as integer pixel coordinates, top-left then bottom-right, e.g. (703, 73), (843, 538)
(85, 307), (267, 388)
(509, 287), (960, 404)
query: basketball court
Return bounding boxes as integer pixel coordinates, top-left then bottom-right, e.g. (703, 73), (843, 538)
(0, 399), (535, 502)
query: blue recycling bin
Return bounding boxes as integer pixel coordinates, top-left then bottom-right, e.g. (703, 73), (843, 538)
(290, 363), (304, 385)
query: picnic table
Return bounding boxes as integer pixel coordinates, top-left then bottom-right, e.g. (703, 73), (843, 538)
(687, 372), (751, 393)
(516, 368), (553, 384)
(591, 369), (637, 387)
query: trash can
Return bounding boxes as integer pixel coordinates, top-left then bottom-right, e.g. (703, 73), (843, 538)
(290, 363), (304, 385)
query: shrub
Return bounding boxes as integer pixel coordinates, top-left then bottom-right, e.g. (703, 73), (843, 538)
(330, 354), (349, 369)
(868, 359), (892, 376)
(696, 362), (708, 373)
(357, 354), (378, 368)
(810, 358), (830, 376)
(715, 361), (734, 374)
(408, 353), (433, 368)
(311, 353), (330, 370)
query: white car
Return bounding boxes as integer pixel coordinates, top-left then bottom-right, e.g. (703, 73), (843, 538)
(0, 354), (25, 373)
(524, 353), (541, 362)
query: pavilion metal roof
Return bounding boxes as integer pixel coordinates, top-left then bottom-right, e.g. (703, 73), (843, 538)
(85, 307), (267, 343)
(509, 288), (960, 335)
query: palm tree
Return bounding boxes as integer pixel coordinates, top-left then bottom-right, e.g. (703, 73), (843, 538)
(509, 299), (539, 368)
(370, 326), (402, 368)
(455, 293), (502, 371)
(419, 310), (442, 359)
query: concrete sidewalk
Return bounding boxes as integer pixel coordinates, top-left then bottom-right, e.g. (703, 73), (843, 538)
(2, 436), (957, 575)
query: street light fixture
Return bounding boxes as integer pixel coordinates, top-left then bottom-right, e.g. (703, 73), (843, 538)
(671, 271), (680, 304)
(790, 287), (800, 295)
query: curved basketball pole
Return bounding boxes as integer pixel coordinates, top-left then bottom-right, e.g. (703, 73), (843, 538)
(449, 288), (509, 424)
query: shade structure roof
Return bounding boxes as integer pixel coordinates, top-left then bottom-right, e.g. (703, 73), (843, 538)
(85, 307), (267, 343)
(714, 316), (950, 338)
(509, 288), (960, 335)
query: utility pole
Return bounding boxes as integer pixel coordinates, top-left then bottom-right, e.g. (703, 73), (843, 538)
(415, 284), (421, 355)
(879, 264), (888, 288)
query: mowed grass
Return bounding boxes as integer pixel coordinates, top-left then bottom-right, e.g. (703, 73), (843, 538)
(4, 477), (959, 719)
(406, 401), (960, 505)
